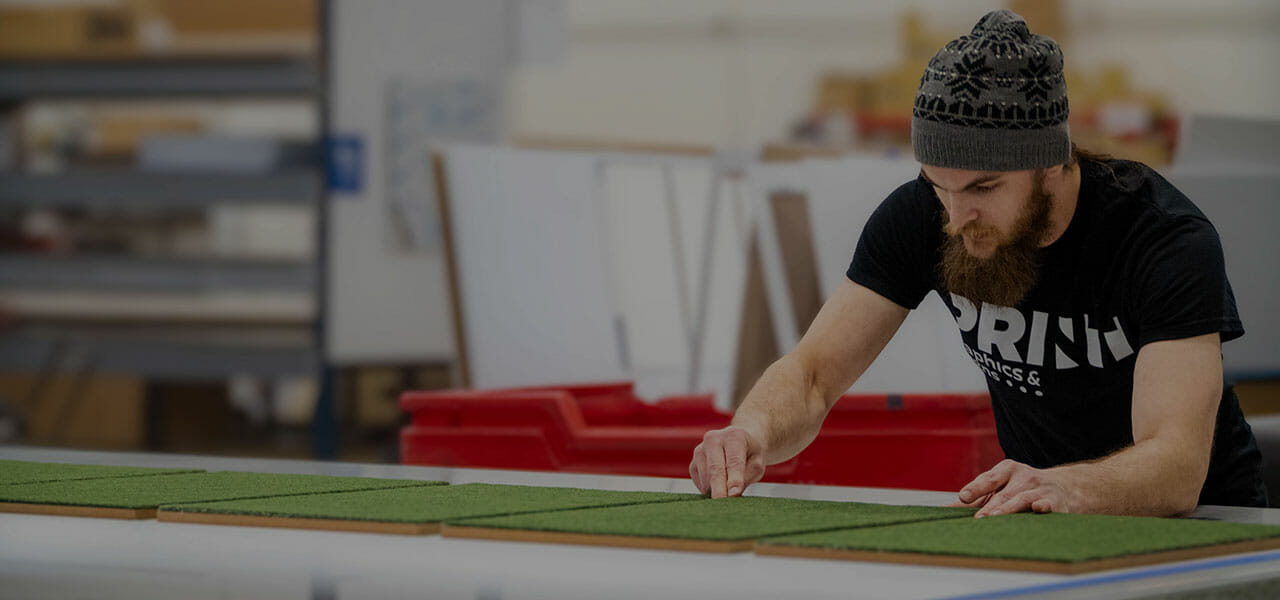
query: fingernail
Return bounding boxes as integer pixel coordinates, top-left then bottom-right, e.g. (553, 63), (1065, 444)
(959, 492), (971, 503)
(728, 486), (740, 496)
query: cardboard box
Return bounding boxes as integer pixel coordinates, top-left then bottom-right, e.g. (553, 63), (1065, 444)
(149, 382), (234, 452)
(353, 365), (452, 430)
(0, 372), (144, 450)
(89, 114), (204, 160)
(816, 74), (861, 114)
(153, 0), (315, 34)
(0, 5), (139, 60)
(1237, 380), (1280, 418)
(1010, 0), (1066, 46)
(127, 0), (316, 56)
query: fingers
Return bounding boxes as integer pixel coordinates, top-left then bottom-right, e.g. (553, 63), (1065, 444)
(723, 434), (747, 497)
(689, 445), (708, 495)
(947, 492), (991, 509)
(704, 437), (729, 499)
(966, 461), (1060, 518)
(958, 459), (1015, 505)
(976, 485), (1018, 518)
(743, 456), (766, 490)
(689, 427), (761, 499)
(977, 489), (1042, 518)
(1031, 497), (1055, 514)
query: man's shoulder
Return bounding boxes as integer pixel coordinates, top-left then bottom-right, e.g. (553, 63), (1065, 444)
(876, 176), (937, 215)
(890, 176), (928, 200)
(1081, 159), (1225, 274)
(1085, 158), (1211, 226)
(862, 176), (941, 235)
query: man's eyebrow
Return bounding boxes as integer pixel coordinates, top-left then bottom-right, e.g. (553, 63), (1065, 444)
(918, 169), (1002, 193)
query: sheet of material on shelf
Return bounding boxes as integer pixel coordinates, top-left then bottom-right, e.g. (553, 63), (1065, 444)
(444, 496), (974, 553)
(0, 291), (315, 324)
(158, 483), (697, 534)
(756, 512), (1280, 574)
(0, 471), (443, 519)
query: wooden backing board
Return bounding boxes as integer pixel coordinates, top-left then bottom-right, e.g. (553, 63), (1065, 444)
(730, 231), (779, 409)
(442, 525), (754, 553)
(156, 510), (440, 535)
(432, 150), (470, 388)
(754, 537), (1280, 574)
(0, 502), (154, 520)
(769, 191), (823, 337)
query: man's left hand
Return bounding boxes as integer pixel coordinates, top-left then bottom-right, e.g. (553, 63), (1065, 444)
(955, 459), (1080, 517)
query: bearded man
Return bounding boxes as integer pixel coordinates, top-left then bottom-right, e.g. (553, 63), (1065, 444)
(689, 9), (1266, 515)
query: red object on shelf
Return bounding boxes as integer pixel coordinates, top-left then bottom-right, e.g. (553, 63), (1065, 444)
(400, 382), (1002, 491)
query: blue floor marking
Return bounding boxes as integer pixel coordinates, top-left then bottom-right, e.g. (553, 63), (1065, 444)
(940, 550), (1280, 600)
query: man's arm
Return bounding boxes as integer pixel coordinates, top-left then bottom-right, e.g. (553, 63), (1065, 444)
(959, 332), (1222, 517)
(689, 281), (909, 498)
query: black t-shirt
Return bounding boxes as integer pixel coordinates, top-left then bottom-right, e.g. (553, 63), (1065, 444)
(846, 158), (1267, 508)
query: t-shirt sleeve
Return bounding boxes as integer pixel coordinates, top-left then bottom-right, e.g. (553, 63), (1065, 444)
(845, 180), (939, 310)
(1131, 217), (1244, 347)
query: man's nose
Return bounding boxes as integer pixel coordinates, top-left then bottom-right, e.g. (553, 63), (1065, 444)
(945, 193), (980, 229)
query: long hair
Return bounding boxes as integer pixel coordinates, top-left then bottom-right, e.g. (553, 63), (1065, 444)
(1066, 142), (1113, 169)
(1066, 142), (1115, 181)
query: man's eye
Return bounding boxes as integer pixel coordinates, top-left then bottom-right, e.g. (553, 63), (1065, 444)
(974, 185), (997, 193)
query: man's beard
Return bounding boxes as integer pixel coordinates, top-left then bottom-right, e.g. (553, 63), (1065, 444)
(939, 173), (1053, 307)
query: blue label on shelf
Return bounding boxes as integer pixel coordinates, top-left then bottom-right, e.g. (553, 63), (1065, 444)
(326, 135), (364, 194)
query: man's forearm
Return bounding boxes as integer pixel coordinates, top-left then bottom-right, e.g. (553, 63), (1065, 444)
(1050, 336), (1221, 517)
(730, 353), (832, 465)
(1052, 437), (1208, 517)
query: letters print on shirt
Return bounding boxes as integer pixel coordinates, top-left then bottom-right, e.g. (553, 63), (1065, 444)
(946, 293), (1135, 398)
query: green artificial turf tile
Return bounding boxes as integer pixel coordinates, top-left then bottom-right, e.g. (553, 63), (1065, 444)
(759, 512), (1280, 563)
(163, 483), (697, 523)
(0, 471), (443, 510)
(0, 460), (201, 486)
(449, 496), (974, 541)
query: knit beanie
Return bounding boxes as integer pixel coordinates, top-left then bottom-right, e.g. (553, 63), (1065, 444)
(912, 10), (1070, 171)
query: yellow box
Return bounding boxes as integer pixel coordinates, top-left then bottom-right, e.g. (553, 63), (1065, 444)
(154, 0), (315, 34)
(0, 6), (139, 60)
(0, 372), (144, 450)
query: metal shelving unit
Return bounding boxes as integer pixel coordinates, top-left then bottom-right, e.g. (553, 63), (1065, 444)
(0, 58), (318, 99)
(0, 328), (318, 381)
(0, 170), (320, 209)
(0, 255), (316, 292)
(0, 40), (332, 454)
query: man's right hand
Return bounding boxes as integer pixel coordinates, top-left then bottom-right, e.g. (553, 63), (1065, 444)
(689, 426), (767, 498)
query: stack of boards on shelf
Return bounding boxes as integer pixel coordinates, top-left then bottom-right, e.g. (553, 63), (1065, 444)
(3, 459), (1280, 574)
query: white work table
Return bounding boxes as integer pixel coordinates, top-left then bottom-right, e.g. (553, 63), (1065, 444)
(1, 446), (1278, 600)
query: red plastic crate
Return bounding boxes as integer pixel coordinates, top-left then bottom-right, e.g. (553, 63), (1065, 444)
(400, 382), (1002, 491)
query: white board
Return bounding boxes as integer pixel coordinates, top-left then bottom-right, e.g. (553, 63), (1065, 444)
(697, 176), (755, 410)
(444, 145), (748, 399)
(599, 161), (693, 398)
(444, 145), (627, 388)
